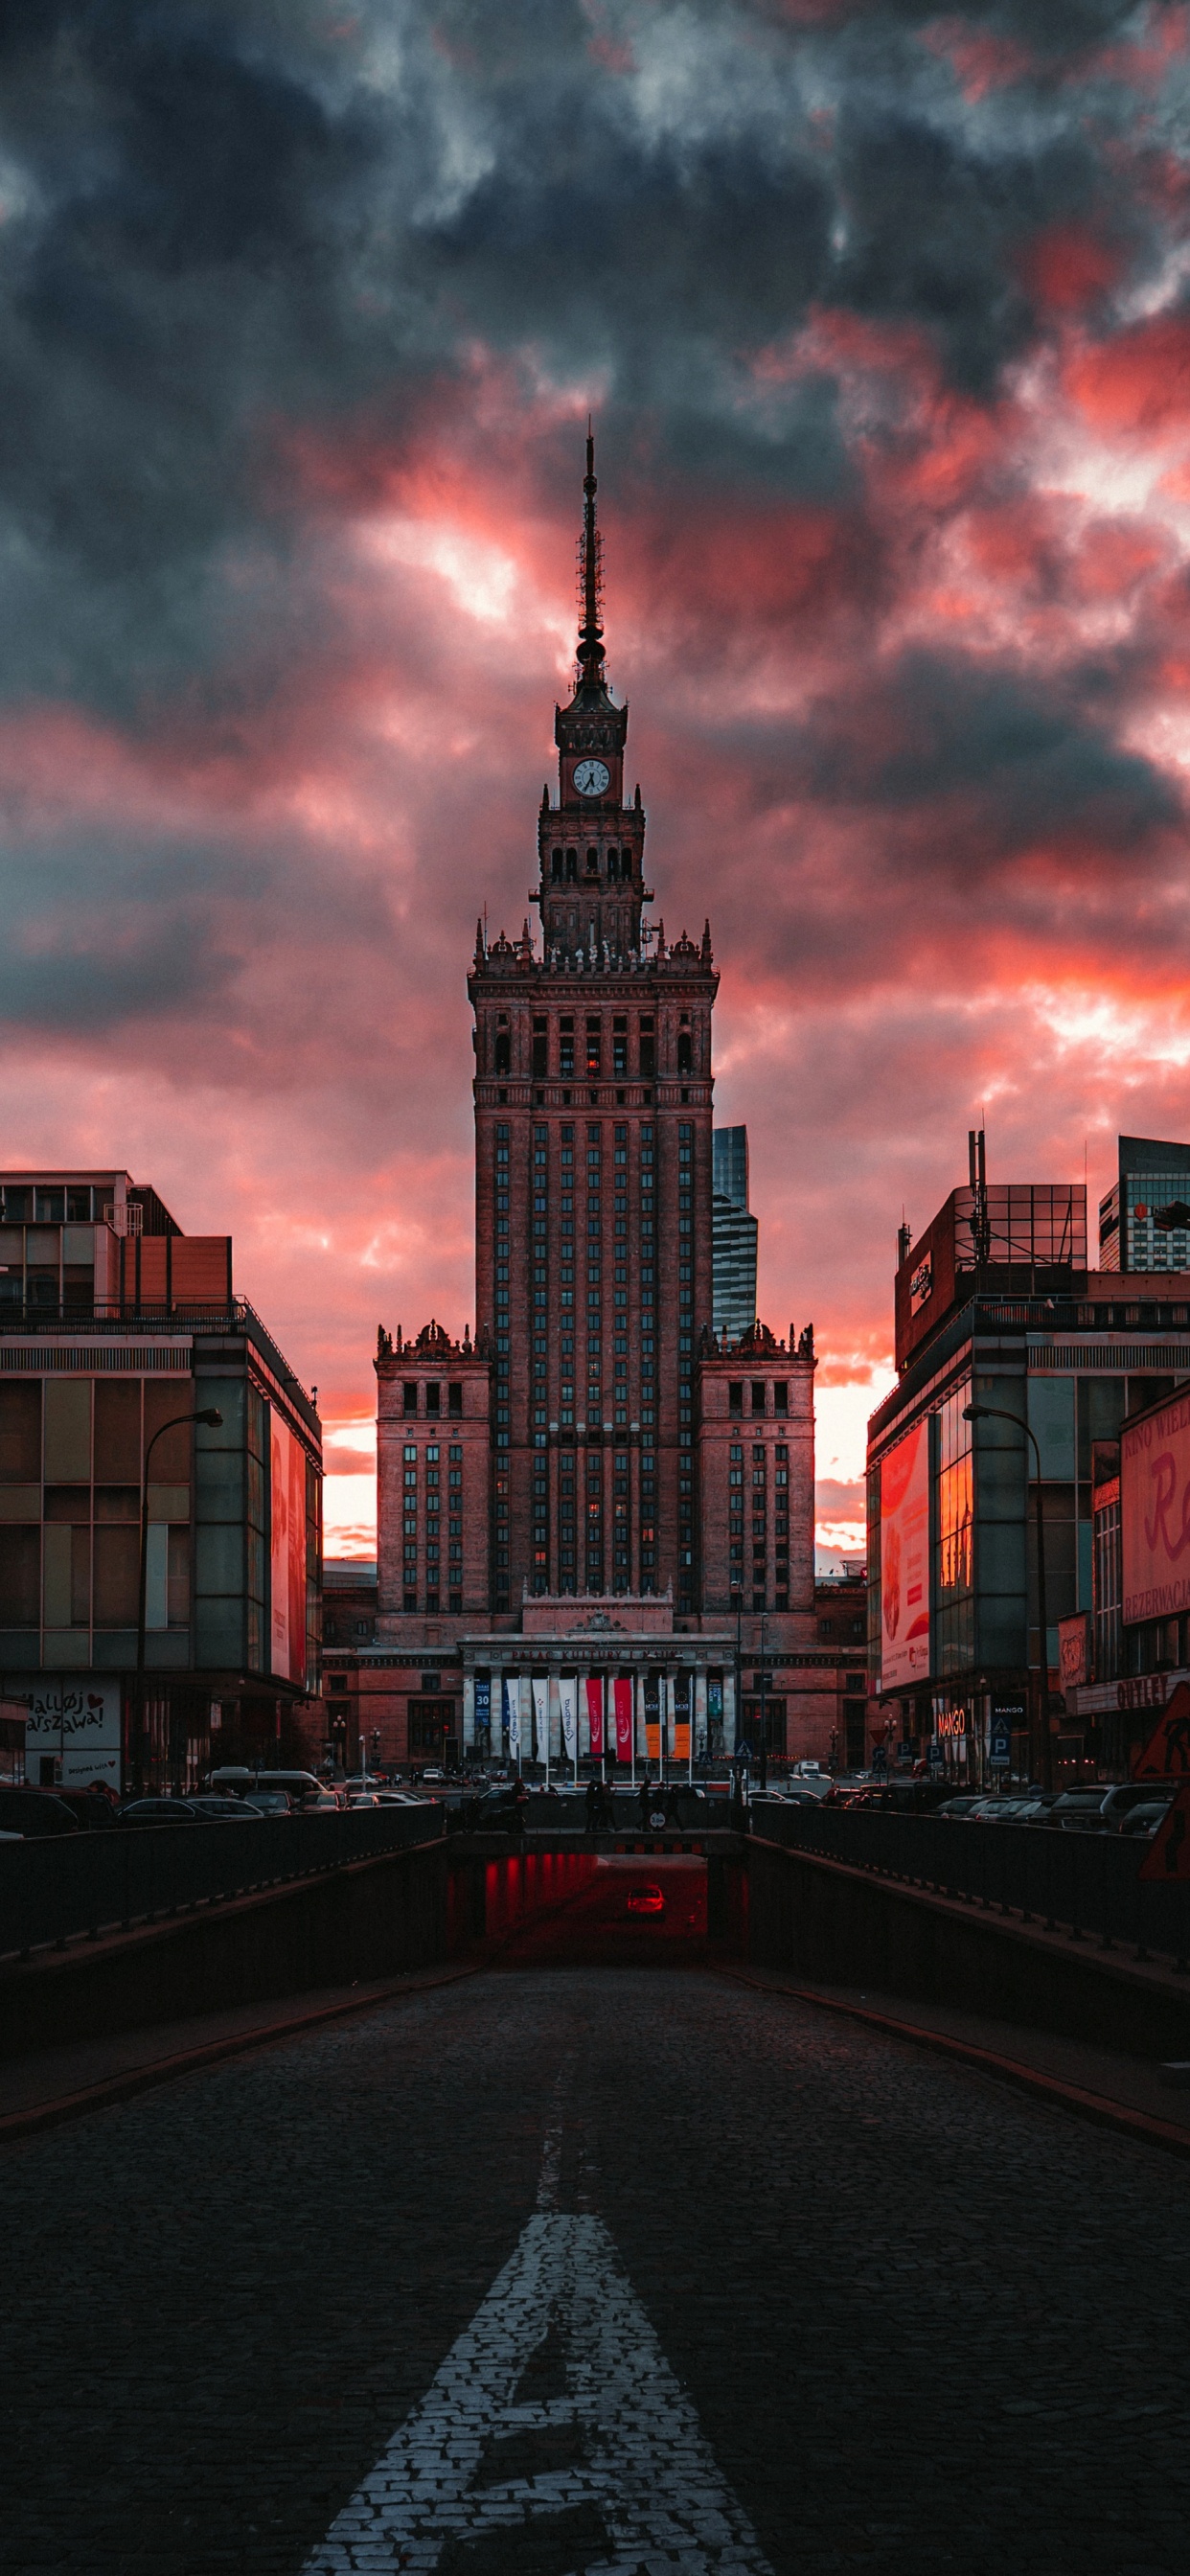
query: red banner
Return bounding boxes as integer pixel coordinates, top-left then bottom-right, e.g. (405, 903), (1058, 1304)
(585, 1675), (604, 1759)
(614, 1676), (633, 1763)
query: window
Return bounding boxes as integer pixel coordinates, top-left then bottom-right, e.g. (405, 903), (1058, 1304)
(751, 1382), (767, 1414)
(448, 1383), (463, 1416)
(585, 1019), (601, 1075)
(494, 1031), (511, 1074)
(403, 1383), (417, 1415)
(935, 1382), (973, 1678)
(729, 1383), (744, 1415)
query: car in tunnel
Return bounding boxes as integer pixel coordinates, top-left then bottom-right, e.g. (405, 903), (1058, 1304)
(625, 1883), (666, 1917)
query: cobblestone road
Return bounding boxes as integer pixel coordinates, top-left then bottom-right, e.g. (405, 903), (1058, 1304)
(4, 1969), (1188, 2574)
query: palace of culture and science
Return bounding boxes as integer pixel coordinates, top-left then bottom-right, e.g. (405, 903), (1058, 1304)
(322, 442), (870, 1772)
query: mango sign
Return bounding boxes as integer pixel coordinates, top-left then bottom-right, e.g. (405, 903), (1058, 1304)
(1122, 1392), (1190, 1625)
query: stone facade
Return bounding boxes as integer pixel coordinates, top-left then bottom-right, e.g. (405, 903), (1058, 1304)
(362, 438), (827, 1770)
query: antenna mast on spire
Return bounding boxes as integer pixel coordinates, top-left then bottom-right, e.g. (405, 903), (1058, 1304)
(576, 422), (605, 687)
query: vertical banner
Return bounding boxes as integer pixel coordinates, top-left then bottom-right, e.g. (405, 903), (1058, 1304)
(532, 1677), (549, 1765)
(880, 1419), (931, 1693)
(674, 1673), (691, 1764)
(473, 1677), (491, 1741)
(585, 1674), (604, 1760)
(504, 1675), (521, 1763)
(614, 1676), (633, 1764)
(270, 1410), (309, 1687)
(644, 1671), (661, 1763)
(559, 1676), (577, 1769)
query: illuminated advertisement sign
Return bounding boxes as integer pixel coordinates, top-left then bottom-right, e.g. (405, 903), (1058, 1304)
(909, 1254), (932, 1315)
(881, 1420), (930, 1692)
(1122, 1392), (1190, 1626)
(270, 1409), (309, 1688)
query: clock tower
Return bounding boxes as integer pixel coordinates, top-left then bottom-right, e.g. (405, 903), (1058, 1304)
(469, 433), (718, 1616)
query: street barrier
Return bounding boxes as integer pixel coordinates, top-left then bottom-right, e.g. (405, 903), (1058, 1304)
(750, 1799), (1190, 1968)
(0, 1804), (445, 1963)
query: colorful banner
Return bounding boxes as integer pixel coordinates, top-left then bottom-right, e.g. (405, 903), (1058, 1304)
(614, 1676), (633, 1763)
(880, 1420), (931, 1692)
(269, 1409), (308, 1687)
(532, 1677), (549, 1764)
(585, 1674), (604, 1759)
(504, 1675), (520, 1760)
(559, 1676), (577, 1765)
(645, 1672), (661, 1763)
(1123, 1392), (1190, 1622)
(473, 1677), (491, 1739)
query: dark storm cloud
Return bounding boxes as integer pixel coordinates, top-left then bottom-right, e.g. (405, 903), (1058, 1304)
(0, 0), (1160, 718)
(797, 649), (1180, 850)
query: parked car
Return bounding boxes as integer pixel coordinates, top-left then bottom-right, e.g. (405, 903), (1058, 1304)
(118, 1798), (202, 1828)
(241, 1788), (293, 1816)
(37, 1785), (118, 1830)
(935, 1795), (989, 1819)
(626, 1882), (666, 1916)
(208, 1766), (329, 1809)
(0, 1786), (81, 1837)
(186, 1794), (263, 1821)
(1117, 1800), (1173, 1838)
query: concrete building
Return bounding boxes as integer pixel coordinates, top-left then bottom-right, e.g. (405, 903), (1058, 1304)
(867, 1136), (1190, 1785)
(361, 439), (832, 1772)
(0, 1167), (322, 1793)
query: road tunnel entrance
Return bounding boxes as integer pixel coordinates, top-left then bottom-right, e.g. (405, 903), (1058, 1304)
(448, 1848), (747, 1968)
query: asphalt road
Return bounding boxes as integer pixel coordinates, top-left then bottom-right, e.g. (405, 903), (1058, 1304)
(4, 1967), (1188, 2574)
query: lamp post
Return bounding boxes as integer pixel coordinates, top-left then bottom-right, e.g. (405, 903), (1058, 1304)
(962, 1402), (1052, 1791)
(135, 1406), (222, 1797)
(757, 1611), (768, 1795)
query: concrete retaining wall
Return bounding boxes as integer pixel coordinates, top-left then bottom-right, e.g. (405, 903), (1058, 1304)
(746, 1835), (1190, 2062)
(0, 1839), (449, 2063)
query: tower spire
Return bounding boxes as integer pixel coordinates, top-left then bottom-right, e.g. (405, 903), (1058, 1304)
(577, 421), (605, 689)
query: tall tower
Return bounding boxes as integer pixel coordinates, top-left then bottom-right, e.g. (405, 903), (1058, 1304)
(469, 434), (719, 1615)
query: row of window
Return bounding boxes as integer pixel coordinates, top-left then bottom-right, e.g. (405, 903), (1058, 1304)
(547, 846), (635, 881)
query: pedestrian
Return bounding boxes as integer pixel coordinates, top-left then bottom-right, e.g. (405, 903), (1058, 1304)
(584, 1776), (600, 1835)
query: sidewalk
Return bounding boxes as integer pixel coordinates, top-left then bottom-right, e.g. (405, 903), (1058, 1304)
(0, 1960), (479, 2143)
(722, 1963), (1190, 2155)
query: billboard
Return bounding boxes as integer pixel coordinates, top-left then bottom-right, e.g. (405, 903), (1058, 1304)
(270, 1410), (309, 1687)
(17, 1677), (122, 1789)
(880, 1421), (930, 1691)
(1122, 1391), (1190, 1625)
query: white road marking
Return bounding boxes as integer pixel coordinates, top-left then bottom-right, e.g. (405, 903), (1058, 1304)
(306, 2210), (774, 2573)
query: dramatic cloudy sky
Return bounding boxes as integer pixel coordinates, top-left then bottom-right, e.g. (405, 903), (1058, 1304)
(4, 0), (1190, 1557)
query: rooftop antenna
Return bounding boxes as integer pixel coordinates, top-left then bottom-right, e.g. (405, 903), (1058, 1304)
(576, 421), (606, 689)
(969, 1123), (991, 1265)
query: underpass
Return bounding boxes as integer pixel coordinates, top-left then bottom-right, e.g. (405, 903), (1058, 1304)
(4, 1811), (1190, 2575)
(4, 1966), (1189, 2576)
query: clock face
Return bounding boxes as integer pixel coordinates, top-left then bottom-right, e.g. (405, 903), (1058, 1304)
(573, 757), (610, 797)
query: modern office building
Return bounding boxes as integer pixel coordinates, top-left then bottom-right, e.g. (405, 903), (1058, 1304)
(1098, 1135), (1190, 1273)
(867, 1136), (1190, 1783)
(0, 1168), (322, 1792)
(358, 440), (833, 1772)
(712, 1124), (758, 1344)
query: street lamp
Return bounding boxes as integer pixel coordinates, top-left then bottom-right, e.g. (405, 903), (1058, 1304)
(962, 1402), (1052, 1791)
(757, 1611), (768, 1795)
(135, 1406), (223, 1795)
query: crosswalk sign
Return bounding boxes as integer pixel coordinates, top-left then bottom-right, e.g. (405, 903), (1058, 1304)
(1140, 1780), (1190, 1881)
(1130, 1683), (1190, 1782)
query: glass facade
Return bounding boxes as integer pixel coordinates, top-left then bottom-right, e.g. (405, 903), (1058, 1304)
(934, 1380), (973, 1677)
